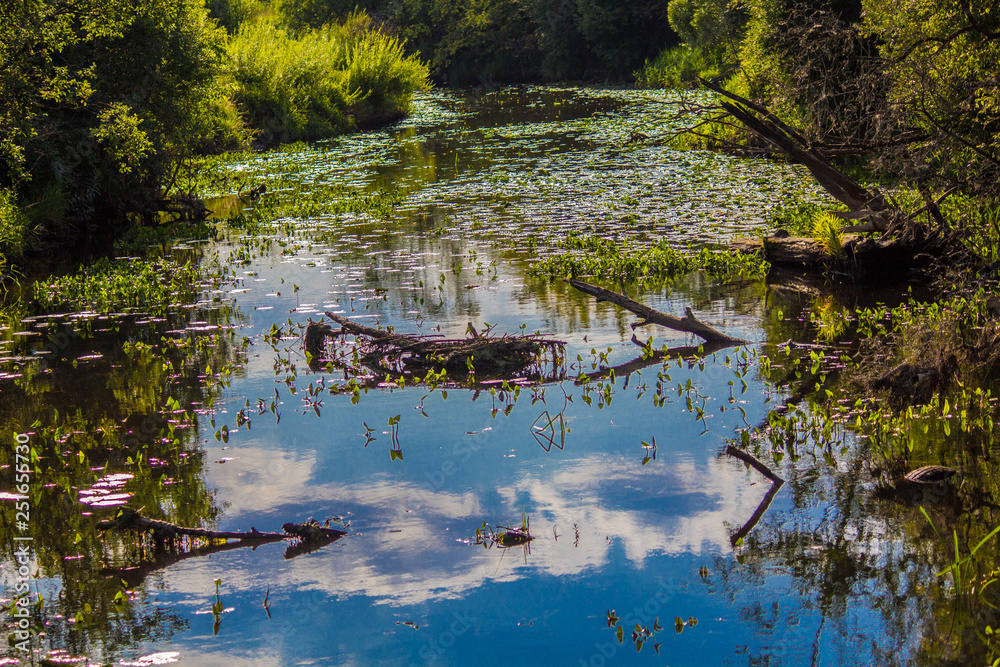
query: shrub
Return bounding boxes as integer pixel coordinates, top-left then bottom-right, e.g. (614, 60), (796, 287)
(635, 46), (722, 89)
(0, 189), (31, 266)
(226, 14), (429, 146)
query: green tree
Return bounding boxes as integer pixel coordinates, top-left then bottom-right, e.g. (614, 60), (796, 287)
(0, 0), (244, 261)
(574, 0), (676, 76)
(862, 0), (1000, 200)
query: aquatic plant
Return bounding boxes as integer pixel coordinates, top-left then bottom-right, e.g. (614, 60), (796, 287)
(526, 234), (768, 283)
(33, 258), (206, 314)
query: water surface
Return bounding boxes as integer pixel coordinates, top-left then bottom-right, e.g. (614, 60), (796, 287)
(0, 87), (961, 666)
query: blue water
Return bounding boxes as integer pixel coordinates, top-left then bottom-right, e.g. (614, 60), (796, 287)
(5, 88), (928, 666)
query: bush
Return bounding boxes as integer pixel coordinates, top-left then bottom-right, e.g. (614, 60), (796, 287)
(343, 30), (434, 126)
(635, 46), (723, 88)
(226, 14), (429, 146)
(0, 188), (31, 266)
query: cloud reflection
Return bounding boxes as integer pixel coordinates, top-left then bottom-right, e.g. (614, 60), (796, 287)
(203, 446), (768, 605)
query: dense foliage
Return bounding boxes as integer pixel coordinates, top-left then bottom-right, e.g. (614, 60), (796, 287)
(0, 0), (240, 262)
(226, 13), (428, 145)
(275, 0), (680, 84)
(644, 0), (999, 235)
(0, 0), (428, 270)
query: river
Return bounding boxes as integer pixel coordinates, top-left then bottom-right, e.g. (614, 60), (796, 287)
(0, 87), (972, 666)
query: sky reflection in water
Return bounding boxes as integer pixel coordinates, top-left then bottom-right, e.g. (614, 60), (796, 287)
(89, 89), (919, 665)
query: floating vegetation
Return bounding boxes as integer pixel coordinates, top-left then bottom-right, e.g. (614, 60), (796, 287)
(227, 183), (406, 231)
(33, 257), (205, 314)
(606, 609), (668, 653)
(474, 510), (534, 552)
(527, 235), (769, 284)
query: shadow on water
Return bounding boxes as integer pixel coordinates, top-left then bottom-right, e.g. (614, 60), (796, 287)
(2, 86), (999, 666)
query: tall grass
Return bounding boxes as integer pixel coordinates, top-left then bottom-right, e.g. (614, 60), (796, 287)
(811, 211), (844, 256)
(226, 13), (429, 147)
(635, 46), (724, 89)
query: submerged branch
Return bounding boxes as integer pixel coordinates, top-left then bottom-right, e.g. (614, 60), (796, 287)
(725, 445), (785, 547)
(725, 445), (784, 484)
(97, 508), (346, 545)
(729, 478), (784, 547)
(577, 338), (736, 384)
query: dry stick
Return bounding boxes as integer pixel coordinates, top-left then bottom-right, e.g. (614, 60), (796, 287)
(564, 278), (746, 345)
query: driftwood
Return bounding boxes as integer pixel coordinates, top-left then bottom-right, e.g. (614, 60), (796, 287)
(309, 312), (566, 380)
(97, 508), (346, 549)
(565, 278), (746, 345)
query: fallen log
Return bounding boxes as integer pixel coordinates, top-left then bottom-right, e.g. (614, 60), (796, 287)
(564, 278), (746, 345)
(731, 235), (858, 269)
(311, 312), (566, 379)
(731, 231), (961, 281)
(97, 507), (346, 548)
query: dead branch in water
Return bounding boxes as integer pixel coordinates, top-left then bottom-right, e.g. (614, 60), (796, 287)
(308, 312), (566, 381)
(564, 278), (746, 345)
(725, 445), (784, 484)
(725, 445), (785, 546)
(577, 337), (737, 384)
(97, 508), (346, 548)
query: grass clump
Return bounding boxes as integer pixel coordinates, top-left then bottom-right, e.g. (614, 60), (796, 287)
(34, 258), (203, 314)
(527, 235), (768, 284)
(226, 12), (429, 147)
(811, 211), (844, 256)
(767, 200), (828, 235)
